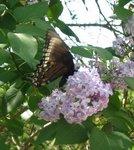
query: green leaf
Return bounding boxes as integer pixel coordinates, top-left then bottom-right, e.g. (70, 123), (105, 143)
(0, 97), (7, 117)
(13, 2), (48, 22)
(90, 128), (133, 150)
(124, 77), (134, 90)
(88, 45), (113, 61)
(15, 23), (47, 37)
(0, 28), (7, 43)
(0, 68), (18, 83)
(5, 84), (19, 101)
(105, 47), (116, 57)
(0, 136), (9, 150)
(118, 0), (131, 7)
(114, 6), (133, 21)
(28, 95), (42, 111)
(8, 0), (19, 7)
(71, 46), (93, 58)
(108, 117), (131, 134)
(4, 82), (24, 112)
(7, 90), (23, 112)
(108, 92), (121, 111)
(29, 115), (46, 126)
(108, 131), (134, 150)
(47, 77), (62, 92)
(0, 12), (16, 31)
(55, 19), (80, 42)
(47, 0), (63, 19)
(55, 119), (88, 144)
(5, 119), (24, 136)
(103, 109), (134, 133)
(35, 123), (56, 144)
(8, 32), (38, 68)
(0, 49), (11, 65)
(90, 128), (111, 150)
(33, 19), (50, 31)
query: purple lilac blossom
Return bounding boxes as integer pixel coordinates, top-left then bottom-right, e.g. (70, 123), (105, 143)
(38, 67), (113, 124)
(62, 68), (112, 123)
(38, 89), (65, 122)
(113, 37), (127, 57)
(110, 59), (134, 89)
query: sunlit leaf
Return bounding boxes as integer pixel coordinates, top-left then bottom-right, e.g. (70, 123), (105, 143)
(88, 45), (113, 61)
(71, 46), (93, 58)
(8, 32), (38, 68)
(15, 23), (45, 37)
(55, 19), (80, 42)
(13, 2), (48, 22)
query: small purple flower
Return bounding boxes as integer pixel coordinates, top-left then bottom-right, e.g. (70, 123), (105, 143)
(110, 59), (134, 89)
(113, 37), (127, 57)
(38, 89), (65, 122)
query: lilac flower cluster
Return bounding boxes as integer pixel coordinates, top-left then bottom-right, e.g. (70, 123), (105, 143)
(110, 59), (134, 89)
(113, 37), (127, 57)
(38, 67), (112, 124)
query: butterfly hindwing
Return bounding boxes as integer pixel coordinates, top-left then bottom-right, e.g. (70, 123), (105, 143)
(32, 30), (75, 87)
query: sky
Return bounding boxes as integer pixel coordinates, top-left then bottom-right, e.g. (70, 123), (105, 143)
(59, 0), (116, 48)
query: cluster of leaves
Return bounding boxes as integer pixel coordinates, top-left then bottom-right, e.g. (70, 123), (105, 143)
(0, 0), (134, 149)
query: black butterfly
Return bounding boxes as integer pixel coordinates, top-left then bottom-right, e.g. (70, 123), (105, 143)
(32, 30), (75, 87)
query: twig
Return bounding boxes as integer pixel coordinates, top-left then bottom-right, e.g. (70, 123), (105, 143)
(66, 23), (123, 35)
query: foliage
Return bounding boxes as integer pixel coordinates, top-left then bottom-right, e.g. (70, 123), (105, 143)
(0, 0), (134, 149)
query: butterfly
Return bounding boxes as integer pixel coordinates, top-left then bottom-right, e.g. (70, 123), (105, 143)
(32, 30), (75, 87)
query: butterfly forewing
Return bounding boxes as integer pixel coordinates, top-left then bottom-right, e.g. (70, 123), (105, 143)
(32, 30), (75, 87)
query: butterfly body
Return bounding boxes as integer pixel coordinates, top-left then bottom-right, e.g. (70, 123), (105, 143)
(32, 30), (75, 87)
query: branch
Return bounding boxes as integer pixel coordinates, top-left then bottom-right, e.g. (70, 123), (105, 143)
(66, 23), (123, 34)
(67, 23), (107, 27)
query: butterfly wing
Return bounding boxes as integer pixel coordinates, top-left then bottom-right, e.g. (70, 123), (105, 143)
(32, 30), (75, 86)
